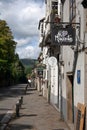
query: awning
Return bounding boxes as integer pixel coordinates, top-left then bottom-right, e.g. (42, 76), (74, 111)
(36, 63), (46, 69)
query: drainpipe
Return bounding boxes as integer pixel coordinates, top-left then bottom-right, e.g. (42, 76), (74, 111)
(48, 66), (51, 103)
(59, 49), (63, 120)
(59, 0), (64, 120)
(57, 54), (59, 108)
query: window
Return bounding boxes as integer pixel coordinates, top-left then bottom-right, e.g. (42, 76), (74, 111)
(51, 1), (58, 14)
(51, 1), (58, 23)
(69, 0), (76, 22)
(41, 23), (43, 36)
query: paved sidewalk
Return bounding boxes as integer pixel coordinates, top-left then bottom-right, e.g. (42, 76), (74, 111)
(0, 84), (26, 121)
(9, 86), (70, 130)
(0, 84), (27, 129)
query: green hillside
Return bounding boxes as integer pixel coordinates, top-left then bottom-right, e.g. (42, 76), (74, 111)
(20, 58), (37, 67)
(20, 59), (37, 76)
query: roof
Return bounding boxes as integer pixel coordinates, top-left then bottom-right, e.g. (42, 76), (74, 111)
(38, 17), (45, 30)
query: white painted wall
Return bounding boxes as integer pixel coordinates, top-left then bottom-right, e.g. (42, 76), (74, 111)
(74, 52), (85, 105)
(61, 0), (85, 124)
(50, 64), (58, 105)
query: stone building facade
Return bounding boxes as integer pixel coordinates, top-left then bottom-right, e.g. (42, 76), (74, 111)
(38, 0), (87, 129)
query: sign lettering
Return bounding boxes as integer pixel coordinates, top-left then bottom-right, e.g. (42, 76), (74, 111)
(51, 26), (76, 45)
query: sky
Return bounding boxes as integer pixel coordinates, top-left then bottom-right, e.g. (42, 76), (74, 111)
(0, 0), (45, 59)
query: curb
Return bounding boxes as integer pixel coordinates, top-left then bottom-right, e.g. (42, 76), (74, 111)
(0, 110), (15, 130)
(0, 95), (24, 130)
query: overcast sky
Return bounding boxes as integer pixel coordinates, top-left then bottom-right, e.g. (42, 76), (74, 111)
(0, 0), (45, 59)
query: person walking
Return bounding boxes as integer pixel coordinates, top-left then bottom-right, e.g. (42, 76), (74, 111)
(28, 77), (31, 87)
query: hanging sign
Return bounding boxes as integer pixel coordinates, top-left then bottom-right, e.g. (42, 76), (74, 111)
(51, 26), (76, 45)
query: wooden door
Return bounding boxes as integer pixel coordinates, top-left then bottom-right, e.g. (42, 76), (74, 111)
(67, 74), (73, 123)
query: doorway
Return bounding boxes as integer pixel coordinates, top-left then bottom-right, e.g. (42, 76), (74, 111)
(66, 73), (74, 123)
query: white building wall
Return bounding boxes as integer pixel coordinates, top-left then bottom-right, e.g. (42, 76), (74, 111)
(74, 52), (85, 105)
(63, 0), (69, 23)
(39, 1), (86, 128)
(42, 47), (49, 99)
(84, 9), (87, 130)
(45, 0), (50, 18)
(74, 0), (85, 122)
(62, 0), (73, 121)
(61, 0), (85, 125)
(50, 64), (58, 105)
(76, 0), (85, 40)
(44, 0), (59, 106)
(73, 0), (85, 122)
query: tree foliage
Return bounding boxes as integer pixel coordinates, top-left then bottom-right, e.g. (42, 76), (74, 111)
(0, 20), (26, 87)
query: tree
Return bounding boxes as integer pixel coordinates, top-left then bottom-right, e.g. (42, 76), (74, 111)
(0, 20), (26, 86)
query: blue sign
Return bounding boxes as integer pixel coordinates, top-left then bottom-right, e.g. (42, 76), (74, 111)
(77, 70), (81, 84)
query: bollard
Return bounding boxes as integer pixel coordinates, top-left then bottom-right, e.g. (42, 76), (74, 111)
(26, 86), (27, 91)
(19, 98), (22, 108)
(24, 89), (26, 94)
(16, 101), (20, 117)
(25, 85), (27, 94)
(21, 96), (23, 104)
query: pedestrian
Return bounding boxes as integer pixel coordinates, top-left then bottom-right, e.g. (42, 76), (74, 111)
(28, 77), (31, 87)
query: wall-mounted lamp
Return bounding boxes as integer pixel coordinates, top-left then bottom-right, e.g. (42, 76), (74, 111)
(81, 0), (87, 8)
